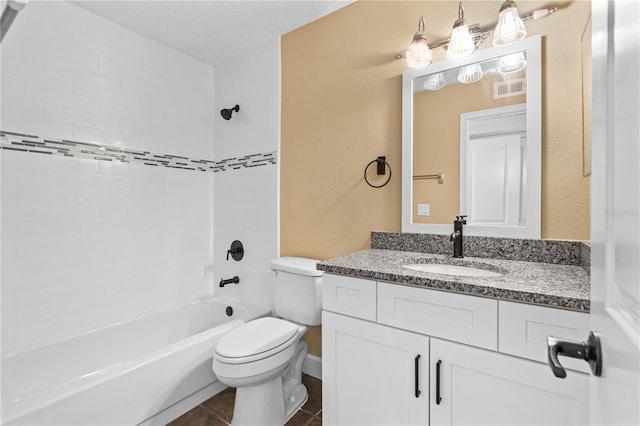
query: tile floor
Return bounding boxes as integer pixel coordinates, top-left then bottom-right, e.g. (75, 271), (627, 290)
(168, 374), (322, 426)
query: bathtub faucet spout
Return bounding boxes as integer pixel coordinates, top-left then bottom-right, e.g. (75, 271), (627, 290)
(219, 276), (240, 287)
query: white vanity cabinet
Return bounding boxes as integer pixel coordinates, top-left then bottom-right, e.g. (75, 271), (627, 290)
(322, 274), (590, 426)
(322, 311), (429, 425)
(430, 338), (589, 426)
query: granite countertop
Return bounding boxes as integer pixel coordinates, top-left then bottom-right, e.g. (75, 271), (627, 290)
(317, 249), (590, 312)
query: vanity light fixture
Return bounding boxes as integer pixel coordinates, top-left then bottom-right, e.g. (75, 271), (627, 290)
(497, 52), (527, 74)
(398, 5), (557, 68)
(447, 2), (476, 59)
(405, 16), (432, 68)
(493, 0), (527, 46)
(423, 73), (446, 91)
(458, 63), (484, 84)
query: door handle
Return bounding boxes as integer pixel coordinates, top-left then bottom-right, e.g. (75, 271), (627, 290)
(547, 331), (602, 378)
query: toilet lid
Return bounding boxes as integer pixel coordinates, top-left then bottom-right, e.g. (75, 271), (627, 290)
(215, 317), (299, 359)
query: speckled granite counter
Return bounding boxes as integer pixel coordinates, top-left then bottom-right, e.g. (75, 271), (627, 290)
(317, 249), (590, 312)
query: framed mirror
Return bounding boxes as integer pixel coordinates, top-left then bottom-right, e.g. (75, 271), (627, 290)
(401, 36), (541, 238)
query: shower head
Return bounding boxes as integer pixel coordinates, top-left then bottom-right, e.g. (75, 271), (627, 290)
(220, 105), (240, 120)
(1, 0), (28, 44)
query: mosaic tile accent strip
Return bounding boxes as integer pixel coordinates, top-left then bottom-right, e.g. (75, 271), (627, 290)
(0, 131), (276, 173)
(371, 231), (590, 266)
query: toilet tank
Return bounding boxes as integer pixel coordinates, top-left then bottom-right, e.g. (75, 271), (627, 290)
(270, 257), (323, 326)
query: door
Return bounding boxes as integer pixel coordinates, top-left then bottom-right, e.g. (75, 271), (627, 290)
(460, 105), (527, 227)
(430, 338), (589, 426)
(465, 134), (524, 226)
(322, 311), (429, 425)
(590, 0), (640, 424)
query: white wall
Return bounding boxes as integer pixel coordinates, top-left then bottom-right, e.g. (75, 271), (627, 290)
(0, 1), (215, 351)
(213, 38), (280, 309)
(0, 1), (215, 159)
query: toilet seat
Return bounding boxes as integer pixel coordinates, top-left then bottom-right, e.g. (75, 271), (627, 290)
(215, 317), (299, 364)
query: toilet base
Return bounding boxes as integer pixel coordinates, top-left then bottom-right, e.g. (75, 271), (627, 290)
(232, 375), (285, 426)
(229, 340), (309, 426)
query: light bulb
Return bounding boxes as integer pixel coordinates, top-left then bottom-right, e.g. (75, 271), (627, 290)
(498, 52), (527, 74)
(448, 25), (475, 59)
(458, 63), (484, 84)
(423, 73), (445, 90)
(447, 2), (475, 59)
(493, 0), (527, 46)
(406, 16), (432, 68)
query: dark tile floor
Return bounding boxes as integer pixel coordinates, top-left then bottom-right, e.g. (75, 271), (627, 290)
(168, 374), (322, 426)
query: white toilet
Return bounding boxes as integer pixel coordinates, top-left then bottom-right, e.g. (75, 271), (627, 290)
(212, 257), (323, 426)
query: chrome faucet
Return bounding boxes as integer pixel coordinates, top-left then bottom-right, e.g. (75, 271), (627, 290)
(450, 215), (467, 258)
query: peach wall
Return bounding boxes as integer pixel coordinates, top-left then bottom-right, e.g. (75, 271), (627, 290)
(281, 1), (591, 356)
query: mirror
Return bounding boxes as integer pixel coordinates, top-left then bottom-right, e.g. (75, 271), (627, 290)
(581, 13), (592, 177)
(402, 36), (541, 238)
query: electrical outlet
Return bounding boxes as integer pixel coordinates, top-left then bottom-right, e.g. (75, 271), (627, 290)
(417, 204), (430, 216)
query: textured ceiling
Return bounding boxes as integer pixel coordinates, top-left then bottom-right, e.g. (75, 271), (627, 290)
(71, 0), (353, 65)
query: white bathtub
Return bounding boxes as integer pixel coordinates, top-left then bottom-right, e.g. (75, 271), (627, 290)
(1, 296), (271, 425)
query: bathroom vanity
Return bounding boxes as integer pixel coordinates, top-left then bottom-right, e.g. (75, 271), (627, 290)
(318, 235), (591, 426)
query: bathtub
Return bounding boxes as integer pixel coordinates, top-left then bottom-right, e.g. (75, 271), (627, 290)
(1, 296), (271, 425)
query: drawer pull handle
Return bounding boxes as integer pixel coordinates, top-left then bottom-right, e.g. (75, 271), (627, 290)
(414, 354), (421, 398)
(436, 359), (442, 405)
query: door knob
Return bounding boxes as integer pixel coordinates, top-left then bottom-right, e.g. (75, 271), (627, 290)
(547, 331), (602, 378)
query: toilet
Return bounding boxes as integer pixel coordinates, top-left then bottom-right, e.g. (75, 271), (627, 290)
(212, 257), (323, 426)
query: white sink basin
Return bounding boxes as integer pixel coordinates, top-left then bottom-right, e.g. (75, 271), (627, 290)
(403, 263), (503, 277)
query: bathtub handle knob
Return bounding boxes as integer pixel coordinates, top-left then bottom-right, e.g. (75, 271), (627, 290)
(226, 240), (244, 261)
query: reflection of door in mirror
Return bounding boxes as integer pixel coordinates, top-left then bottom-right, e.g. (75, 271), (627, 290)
(460, 104), (526, 227)
(412, 62), (526, 225)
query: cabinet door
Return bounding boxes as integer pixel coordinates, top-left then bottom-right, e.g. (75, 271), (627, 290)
(322, 311), (429, 426)
(430, 338), (589, 426)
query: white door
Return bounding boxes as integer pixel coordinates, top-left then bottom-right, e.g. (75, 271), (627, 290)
(430, 338), (589, 426)
(322, 311), (430, 425)
(590, 0), (640, 424)
(465, 134), (523, 226)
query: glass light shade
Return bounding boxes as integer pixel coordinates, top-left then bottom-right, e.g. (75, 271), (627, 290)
(406, 38), (432, 68)
(498, 52), (527, 74)
(458, 63), (484, 84)
(493, 2), (527, 46)
(423, 73), (445, 90)
(447, 24), (475, 59)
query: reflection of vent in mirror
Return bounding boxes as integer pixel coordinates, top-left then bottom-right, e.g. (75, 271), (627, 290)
(494, 78), (527, 99)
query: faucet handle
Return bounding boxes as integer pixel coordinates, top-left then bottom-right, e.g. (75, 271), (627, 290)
(456, 215), (467, 224)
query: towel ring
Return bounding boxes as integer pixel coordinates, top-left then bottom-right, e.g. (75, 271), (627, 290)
(364, 156), (392, 188)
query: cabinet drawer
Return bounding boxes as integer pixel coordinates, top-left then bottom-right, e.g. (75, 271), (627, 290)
(498, 301), (591, 373)
(378, 282), (498, 350)
(322, 274), (376, 321)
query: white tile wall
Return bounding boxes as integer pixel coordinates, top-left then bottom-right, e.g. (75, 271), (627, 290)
(0, 0), (215, 159)
(214, 165), (277, 308)
(214, 38), (280, 159)
(1, 150), (213, 350)
(0, 1), (216, 351)
(213, 39), (280, 309)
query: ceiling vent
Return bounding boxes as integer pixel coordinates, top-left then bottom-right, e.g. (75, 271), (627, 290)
(494, 78), (527, 99)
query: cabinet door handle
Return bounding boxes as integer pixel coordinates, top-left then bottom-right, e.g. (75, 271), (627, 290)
(414, 354), (421, 398)
(436, 359), (442, 405)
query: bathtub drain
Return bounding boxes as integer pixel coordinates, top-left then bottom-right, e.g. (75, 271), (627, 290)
(225, 306), (233, 317)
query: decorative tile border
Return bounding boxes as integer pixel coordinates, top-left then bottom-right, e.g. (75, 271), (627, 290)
(0, 131), (276, 173)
